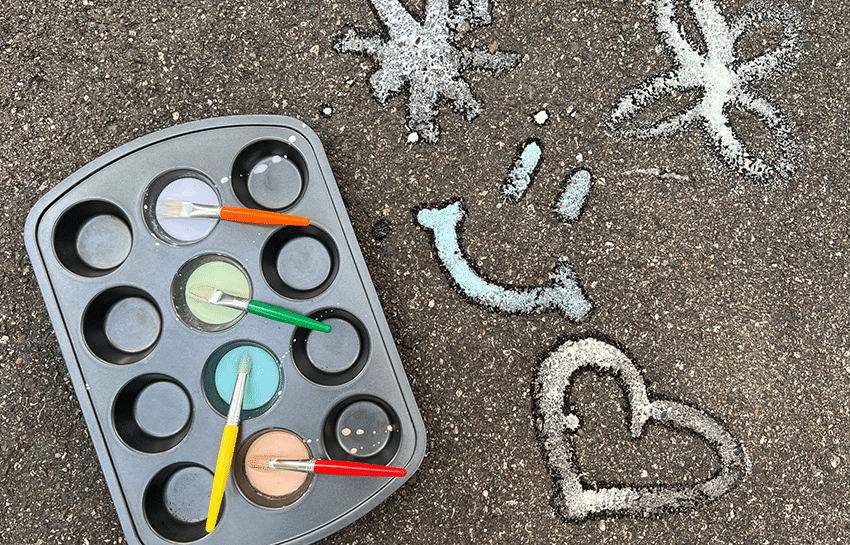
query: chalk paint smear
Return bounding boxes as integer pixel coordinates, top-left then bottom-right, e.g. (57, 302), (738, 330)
(335, 0), (521, 143)
(416, 200), (592, 322)
(533, 338), (751, 520)
(502, 140), (543, 202)
(609, 0), (803, 185)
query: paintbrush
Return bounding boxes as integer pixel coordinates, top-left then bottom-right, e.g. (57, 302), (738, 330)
(206, 351), (252, 532)
(247, 455), (407, 478)
(187, 286), (331, 333)
(158, 200), (310, 226)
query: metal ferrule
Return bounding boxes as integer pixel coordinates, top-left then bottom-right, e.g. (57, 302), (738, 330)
(185, 202), (222, 218)
(208, 290), (250, 311)
(268, 459), (315, 473)
(225, 372), (248, 425)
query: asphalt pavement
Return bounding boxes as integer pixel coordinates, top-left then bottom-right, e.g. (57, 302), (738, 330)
(1, 0), (848, 543)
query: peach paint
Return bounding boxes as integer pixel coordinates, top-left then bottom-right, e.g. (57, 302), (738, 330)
(245, 430), (311, 497)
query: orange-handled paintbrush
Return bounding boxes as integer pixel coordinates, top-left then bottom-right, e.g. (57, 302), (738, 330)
(159, 200), (309, 226)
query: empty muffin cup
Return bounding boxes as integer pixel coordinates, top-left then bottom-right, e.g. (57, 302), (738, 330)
(113, 374), (192, 454)
(261, 225), (339, 299)
(53, 200), (133, 277)
(323, 397), (401, 465)
(231, 140), (307, 211)
(234, 428), (313, 508)
(291, 309), (369, 386)
(142, 169), (220, 245)
(83, 287), (162, 364)
(172, 254), (252, 333)
(202, 341), (282, 420)
(144, 463), (216, 542)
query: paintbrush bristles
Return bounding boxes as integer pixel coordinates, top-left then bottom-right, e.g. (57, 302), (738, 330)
(246, 455), (276, 471)
(238, 351), (252, 374)
(186, 285), (217, 304)
(157, 200), (191, 219)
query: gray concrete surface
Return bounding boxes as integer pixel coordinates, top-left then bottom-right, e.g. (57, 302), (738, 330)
(1, 0), (848, 543)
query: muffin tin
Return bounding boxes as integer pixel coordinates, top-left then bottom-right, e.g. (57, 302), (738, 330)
(24, 116), (426, 545)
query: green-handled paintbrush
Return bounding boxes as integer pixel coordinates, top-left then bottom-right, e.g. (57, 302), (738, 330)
(188, 286), (331, 333)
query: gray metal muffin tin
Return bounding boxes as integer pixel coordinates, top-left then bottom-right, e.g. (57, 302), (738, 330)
(24, 115), (426, 545)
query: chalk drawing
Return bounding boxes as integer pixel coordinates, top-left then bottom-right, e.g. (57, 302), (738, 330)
(533, 338), (751, 520)
(417, 146), (594, 320)
(335, 0), (520, 142)
(417, 202), (591, 320)
(609, 0), (802, 184)
(502, 140), (543, 202)
(555, 170), (591, 222)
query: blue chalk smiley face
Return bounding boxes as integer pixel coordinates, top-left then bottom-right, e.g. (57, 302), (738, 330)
(214, 346), (281, 410)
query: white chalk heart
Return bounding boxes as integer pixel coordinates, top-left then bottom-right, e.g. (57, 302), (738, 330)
(533, 338), (751, 520)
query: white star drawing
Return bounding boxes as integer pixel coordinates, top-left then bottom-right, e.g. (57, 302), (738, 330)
(609, 0), (802, 184)
(335, 0), (520, 142)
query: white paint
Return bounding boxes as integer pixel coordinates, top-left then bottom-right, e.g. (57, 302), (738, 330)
(609, 0), (802, 184)
(335, 0), (520, 142)
(502, 140), (542, 201)
(416, 201), (592, 321)
(533, 338), (751, 520)
(534, 109), (549, 125)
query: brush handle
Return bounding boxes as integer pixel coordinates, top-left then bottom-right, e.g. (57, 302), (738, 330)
(206, 425), (239, 532)
(219, 206), (310, 226)
(312, 459), (407, 477)
(246, 301), (332, 333)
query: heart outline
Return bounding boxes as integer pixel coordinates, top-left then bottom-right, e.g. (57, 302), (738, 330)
(533, 338), (752, 520)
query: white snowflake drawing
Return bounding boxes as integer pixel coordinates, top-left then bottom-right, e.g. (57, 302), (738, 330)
(335, 0), (521, 142)
(609, 0), (803, 184)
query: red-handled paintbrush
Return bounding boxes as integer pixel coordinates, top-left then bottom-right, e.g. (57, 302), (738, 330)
(248, 456), (407, 478)
(158, 200), (310, 226)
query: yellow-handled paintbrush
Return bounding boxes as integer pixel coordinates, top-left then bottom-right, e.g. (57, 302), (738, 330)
(206, 351), (252, 532)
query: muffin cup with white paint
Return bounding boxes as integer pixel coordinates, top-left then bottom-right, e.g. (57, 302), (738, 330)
(142, 169), (221, 245)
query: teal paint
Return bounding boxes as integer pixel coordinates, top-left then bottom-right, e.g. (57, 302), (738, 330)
(214, 345), (281, 411)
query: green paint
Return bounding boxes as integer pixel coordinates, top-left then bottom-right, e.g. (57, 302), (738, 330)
(184, 261), (251, 324)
